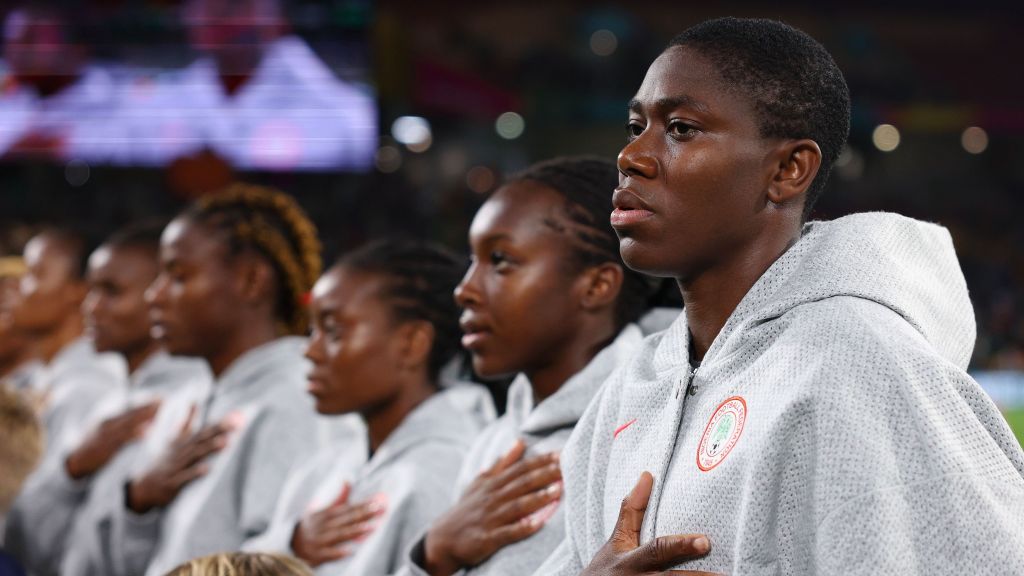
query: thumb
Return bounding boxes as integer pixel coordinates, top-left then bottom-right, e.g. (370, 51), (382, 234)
(611, 471), (654, 550)
(177, 404), (197, 439)
(331, 482), (351, 507)
(489, 439), (526, 475)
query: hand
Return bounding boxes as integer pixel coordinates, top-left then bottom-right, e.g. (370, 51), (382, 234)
(423, 440), (562, 576)
(291, 483), (387, 567)
(581, 471), (718, 576)
(65, 401), (161, 480)
(126, 405), (236, 513)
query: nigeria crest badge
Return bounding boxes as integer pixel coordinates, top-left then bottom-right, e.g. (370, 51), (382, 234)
(697, 396), (747, 471)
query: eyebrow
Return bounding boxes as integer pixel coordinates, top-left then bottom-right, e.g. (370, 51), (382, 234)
(628, 95), (710, 115)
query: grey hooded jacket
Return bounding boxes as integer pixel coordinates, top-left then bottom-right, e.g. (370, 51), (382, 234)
(107, 337), (362, 576)
(3, 353), (209, 576)
(245, 384), (492, 575)
(538, 213), (1024, 575)
(402, 325), (644, 576)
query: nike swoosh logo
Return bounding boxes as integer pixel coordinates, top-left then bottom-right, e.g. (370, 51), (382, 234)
(613, 418), (637, 439)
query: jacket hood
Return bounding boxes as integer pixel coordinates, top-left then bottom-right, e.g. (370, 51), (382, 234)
(653, 212), (976, 374)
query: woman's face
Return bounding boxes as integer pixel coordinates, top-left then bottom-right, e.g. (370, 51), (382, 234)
(146, 217), (244, 359)
(305, 266), (407, 416)
(454, 180), (591, 379)
(83, 245), (158, 356)
(614, 45), (777, 280)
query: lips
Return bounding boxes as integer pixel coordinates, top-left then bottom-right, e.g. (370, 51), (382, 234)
(459, 314), (493, 350)
(611, 187), (655, 228)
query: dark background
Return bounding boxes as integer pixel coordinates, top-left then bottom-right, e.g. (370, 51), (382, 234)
(1, 0), (1021, 371)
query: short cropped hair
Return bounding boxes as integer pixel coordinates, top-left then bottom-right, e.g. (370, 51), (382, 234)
(668, 17), (851, 220)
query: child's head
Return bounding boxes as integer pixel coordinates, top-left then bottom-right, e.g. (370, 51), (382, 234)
(0, 384), (43, 513)
(147, 184), (321, 360)
(83, 222), (164, 358)
(305, 240), (463, 415)
(615, 18), (849, 280)
(455, 156), (650, 380)
(163, 552), (313, 576)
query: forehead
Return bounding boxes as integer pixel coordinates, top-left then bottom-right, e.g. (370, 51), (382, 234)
(469, 180), (569, 245)
(311, 266), (388, 313)
(631, 46), (756, 123)
(161, 217), (226, 263)
(88, 244), (156, 277)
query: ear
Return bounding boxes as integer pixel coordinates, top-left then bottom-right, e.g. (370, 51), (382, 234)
(236, 255), (276, 306)
(577, 262), (624, 312)
(394, 320), (434, 373)
(767, 139), (822, 206)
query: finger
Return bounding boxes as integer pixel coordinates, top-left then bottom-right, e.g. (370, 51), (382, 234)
(177, 404), (197, 439)
(181, 429), (229, 466)
(629, 534), (712, 572)
(483, 513), (547, 549)
(169, 461), (209, 489)
(484, 439), (526, 477)
(493, 480), (562, 524)
(318, 519), (378, 547)
(129, 401), (162, 423)
(308, 546), (351, 567)
(494, 451), (560, 489)
(611, 471), (654, 549)
(495, 460), (562, 503)
(324, 495), (387, 530)
(330, 482), (351, 507)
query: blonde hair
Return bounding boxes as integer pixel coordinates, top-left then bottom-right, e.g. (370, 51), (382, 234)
(0, 384), (43, 512)
(164, 552), (313, 576)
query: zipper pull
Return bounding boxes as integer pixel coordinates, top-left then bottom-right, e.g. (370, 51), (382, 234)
(675, 366), (699, 399)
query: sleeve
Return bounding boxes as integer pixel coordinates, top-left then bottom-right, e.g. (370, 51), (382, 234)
(3, 455), (90, 576)
(530, 538), (583, 576)
(801, 319), (1024, 576)
(336, 446), (464, 576)
(241, 455), (328, 554)
(816, 473), (1024, 575)
(236, 401), (326, 541)
(108, 485), (164, 576)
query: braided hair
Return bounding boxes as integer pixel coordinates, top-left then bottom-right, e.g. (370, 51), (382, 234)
(336, 239), (464, 383)
(184, 183), (322, 335)
(508, 156), (652, 330)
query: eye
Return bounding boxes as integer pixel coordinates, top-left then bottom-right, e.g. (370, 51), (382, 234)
(625, 120), (645, 142)
(490, 250), (513, 272)
(667, 120), (699, 140)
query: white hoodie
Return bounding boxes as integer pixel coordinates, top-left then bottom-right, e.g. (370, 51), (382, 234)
(538, 213), (1024, 575)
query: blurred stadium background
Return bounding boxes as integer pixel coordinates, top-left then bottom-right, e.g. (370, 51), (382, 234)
(0, 0), (1020, 440)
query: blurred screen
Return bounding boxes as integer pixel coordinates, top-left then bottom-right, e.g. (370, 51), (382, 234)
(0, 0), (377, 172)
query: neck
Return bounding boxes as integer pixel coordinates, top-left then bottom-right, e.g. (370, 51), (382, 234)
(37, 315), (84, 364)
(206, 319), (279, 378)
(525, 317), (617, 405)
(123, 339), (162, 376)
(363, 376), (435, 454)
(678, 228), (800, 361)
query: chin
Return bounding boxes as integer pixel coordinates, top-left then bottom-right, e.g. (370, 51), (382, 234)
(619, 238), (673, 278)
(471, 355), (514, 381)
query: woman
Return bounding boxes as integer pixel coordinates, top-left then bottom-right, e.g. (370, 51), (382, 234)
(406, 156), (653, 576)
(245, 240), (491, 575)
(109, 184), (361, 576)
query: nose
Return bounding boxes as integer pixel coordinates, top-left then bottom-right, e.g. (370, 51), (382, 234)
(82, 290), (100, 319)
(145, 273), (168, 307)
(617, 131), (658, 180)
(305, 328), (325, 363)
(453, 261), (481, 309)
